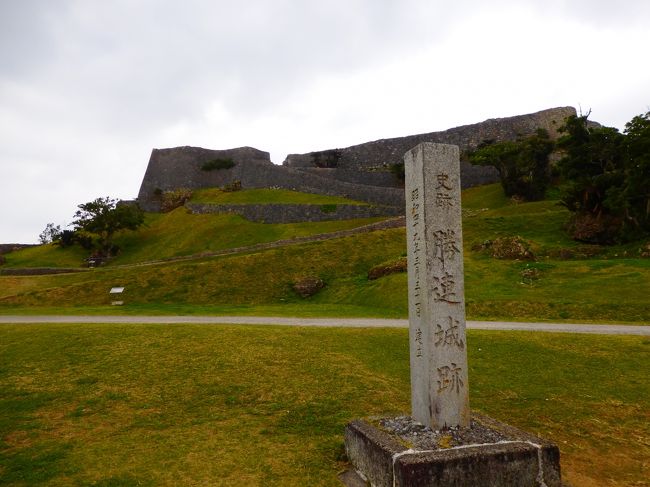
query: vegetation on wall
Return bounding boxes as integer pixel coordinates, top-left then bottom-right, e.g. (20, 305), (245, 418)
(390, 162), (405, 183)
(160, 188), (192, 212)
(201, 158), (235, 171)
(312, 149), (342, 168)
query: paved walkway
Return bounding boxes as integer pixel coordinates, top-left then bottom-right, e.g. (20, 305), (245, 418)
(0, 315), (647, 335)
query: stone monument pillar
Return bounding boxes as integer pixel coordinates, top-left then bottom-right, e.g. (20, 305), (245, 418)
(404, 143), (469, 429)
(342, 143), (562, 487)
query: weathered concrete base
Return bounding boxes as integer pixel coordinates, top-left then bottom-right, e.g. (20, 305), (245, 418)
(343, 412), (561, 487)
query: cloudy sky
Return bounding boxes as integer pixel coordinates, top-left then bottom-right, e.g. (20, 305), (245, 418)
(1, 0), (649, 243)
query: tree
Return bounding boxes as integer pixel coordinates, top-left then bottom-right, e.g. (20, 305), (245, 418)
(72, 197), (144, 255)
(556, 111), (650, 243)
(622, 111), (650, 235)
(469, 129), (554, 201)
(39, 223), (62, 244)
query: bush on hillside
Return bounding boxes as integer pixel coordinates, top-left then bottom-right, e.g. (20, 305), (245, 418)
(367, 257), (407, 280)
(223, 180), (242, 192)
(474, 236), (535, 260)
(292, 276), (325, 298)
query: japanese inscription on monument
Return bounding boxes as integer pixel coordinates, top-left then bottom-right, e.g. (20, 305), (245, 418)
(404, 143), (470, 429)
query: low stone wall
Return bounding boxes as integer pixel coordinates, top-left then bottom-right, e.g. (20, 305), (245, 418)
(186, 203), (403, 223)
(0, 267), (87, 276)
(0, 244), (36, 255)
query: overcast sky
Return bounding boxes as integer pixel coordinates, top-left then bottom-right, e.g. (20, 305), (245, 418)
(1, 0), (649, 243)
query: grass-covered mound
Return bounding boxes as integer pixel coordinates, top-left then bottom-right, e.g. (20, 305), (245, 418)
(1, 184), (649, 323)
(2, 189), (384, 268)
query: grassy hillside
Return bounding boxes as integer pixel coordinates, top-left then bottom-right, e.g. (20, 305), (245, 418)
(1, 184), (649, 322)
(190, 188), (369, 205)
(2, 189), (384, 268)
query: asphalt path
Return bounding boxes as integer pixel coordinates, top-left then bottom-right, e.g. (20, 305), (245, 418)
(0, 315), (648, 335)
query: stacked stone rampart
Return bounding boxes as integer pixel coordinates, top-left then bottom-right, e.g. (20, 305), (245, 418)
(137, 107), (577, 215)
(0, 244), (35, 255)
(138, 147), (404, 211)
(283, 107), (576, 171)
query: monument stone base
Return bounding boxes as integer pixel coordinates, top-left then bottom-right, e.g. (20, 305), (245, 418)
(342, 412), (562, 487)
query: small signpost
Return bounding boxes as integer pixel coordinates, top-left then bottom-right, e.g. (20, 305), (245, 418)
(109, 286), (124, 306)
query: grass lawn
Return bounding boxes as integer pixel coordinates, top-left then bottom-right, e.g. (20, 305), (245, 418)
(190, 188), (369, 205)
(0, 323), (648, 486)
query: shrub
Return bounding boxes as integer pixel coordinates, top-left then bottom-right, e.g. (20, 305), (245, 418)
(367, 257), (408, 280)
(201, 158), (235, 171)
(292, 276), (325, 298)
(223, 180), (242, 192)
(58, 230), (77, 248)
(320, 204), (337, 214)
(520, 264), (541, 285)
(476, 236), (535, 260)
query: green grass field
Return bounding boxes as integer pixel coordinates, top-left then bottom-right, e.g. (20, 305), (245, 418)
(0, 323), (647, 486)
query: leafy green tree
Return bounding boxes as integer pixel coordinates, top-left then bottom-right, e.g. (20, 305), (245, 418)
(622, 111), (650, 234)
(38, 223), (62, 244)
(556, 115), (625, 214)
(469, 129), (554, 201)
(556, 112), (650, 243)
(72, 197), (144, 255)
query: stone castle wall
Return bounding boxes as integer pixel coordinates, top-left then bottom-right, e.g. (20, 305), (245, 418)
(283, 107), (576, 172)
(137, 107), (577, 213)
(138, 148), (405, 211)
